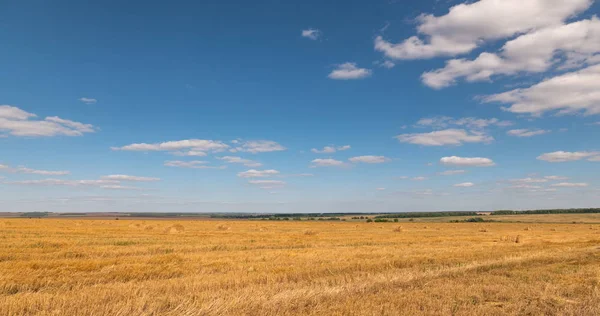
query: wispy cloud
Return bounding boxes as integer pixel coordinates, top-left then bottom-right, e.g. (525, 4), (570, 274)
(301, 28), (321, 40)
(78, 97), (97, 104)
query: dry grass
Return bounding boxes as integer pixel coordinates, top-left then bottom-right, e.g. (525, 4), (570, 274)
(0, 218), (599, 315)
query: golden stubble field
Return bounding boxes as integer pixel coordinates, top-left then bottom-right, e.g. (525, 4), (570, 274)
(1, 217), (599, 315)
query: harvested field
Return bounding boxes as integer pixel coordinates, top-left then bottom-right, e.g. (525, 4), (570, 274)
(1, 217), (599, 315)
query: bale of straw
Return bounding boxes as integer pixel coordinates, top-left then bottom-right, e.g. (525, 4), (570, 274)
(164, 224), (185, 234)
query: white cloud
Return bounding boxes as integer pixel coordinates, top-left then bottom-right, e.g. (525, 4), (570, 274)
(311, 145), (351, 154)
(510, 178), (548, 183)
(0, 105), (95, 137)
(551, 182), (589, 187)
(310, 158), (346, 168)
(0, 106), (36, 120)
(544, 176), (569, 180)
(440, 156), (495, 167)
(171, 150), (208, 157)
(0, 164), (70, 176)
(483, 64), (600, 116)
(78, 97), (97, 104)
(217, 156), (262, 167)
(415, 117), (513, 130)
(438, 169), (467, 176)
(328, 63), (372, 80)
(376, 187), (386, 191)
(536, 151), (598, 162)
(507, 129), (550, 137)
(5, 179), (120, 187)
(164, 160), (226, 169)
(248, 180), (285, 186)
(101, 175), (160, 182)
(113, 139), (229, 153)
(348, 155), (390, 164)
(454, 182), (474, 187)
(421, 17), (600, 88)
(412, 176), (428, 181)
(237, 169), (280, 178)
(375, 60), (396, 69)
(508, 184), (543, 189)
(234, 140), (286, 154)
(100, 185), (143, 191)
(396, 129), (493, 146)
(588, 156), (600, 162)
(374, 0), (591, 60)
(301, 28), (321, 40)
(284, 173), (314, 177)
(15, 167), (70, 176)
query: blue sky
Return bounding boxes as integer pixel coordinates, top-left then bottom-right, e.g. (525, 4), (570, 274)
(1, 0), (599, 213)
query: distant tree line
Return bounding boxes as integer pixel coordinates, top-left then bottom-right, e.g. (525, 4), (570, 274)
(210, 213), (371, 219)
(491, 208), (600, 215)
(374, 211), (478, 219)
(448, 217), (495, 223)
(20, 212), (49, 218)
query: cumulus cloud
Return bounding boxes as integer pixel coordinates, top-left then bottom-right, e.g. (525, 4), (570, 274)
(411, 176), (428, 181)
(421, 17), (600, 88)
(301, 28), (321, 40)
(237, 169), (280, 178)
(438, 169), (467, 176)
(100, 175), (160, 182)
(440, 156), (495, 167)
(310, 158), (346, 168)
(374, 0), (591, 60)
(483, 64), (600, 116)
(550, 182), (589, 187)
(112, 139), (229, 153)
(537, 151), (599, 162)
(234, 140), (286, 154)
(454, 182), (474, 187)
(217, 156), (262, 167)
(348, 155), (390, 164)
(328, 63), (372, 80)
(0, 105), (96, 137)
(311, 145), (351, 154)
(164, 160), (226, 169)
(78, 97), (97, 104)
(507, 129), (550, 137)
(396, 129), (493, 146)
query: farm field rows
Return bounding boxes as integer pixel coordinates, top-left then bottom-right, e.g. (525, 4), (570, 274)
(1, 217), (599, 315)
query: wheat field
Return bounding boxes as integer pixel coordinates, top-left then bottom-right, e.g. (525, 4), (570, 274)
(1, 217), (599, 315)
